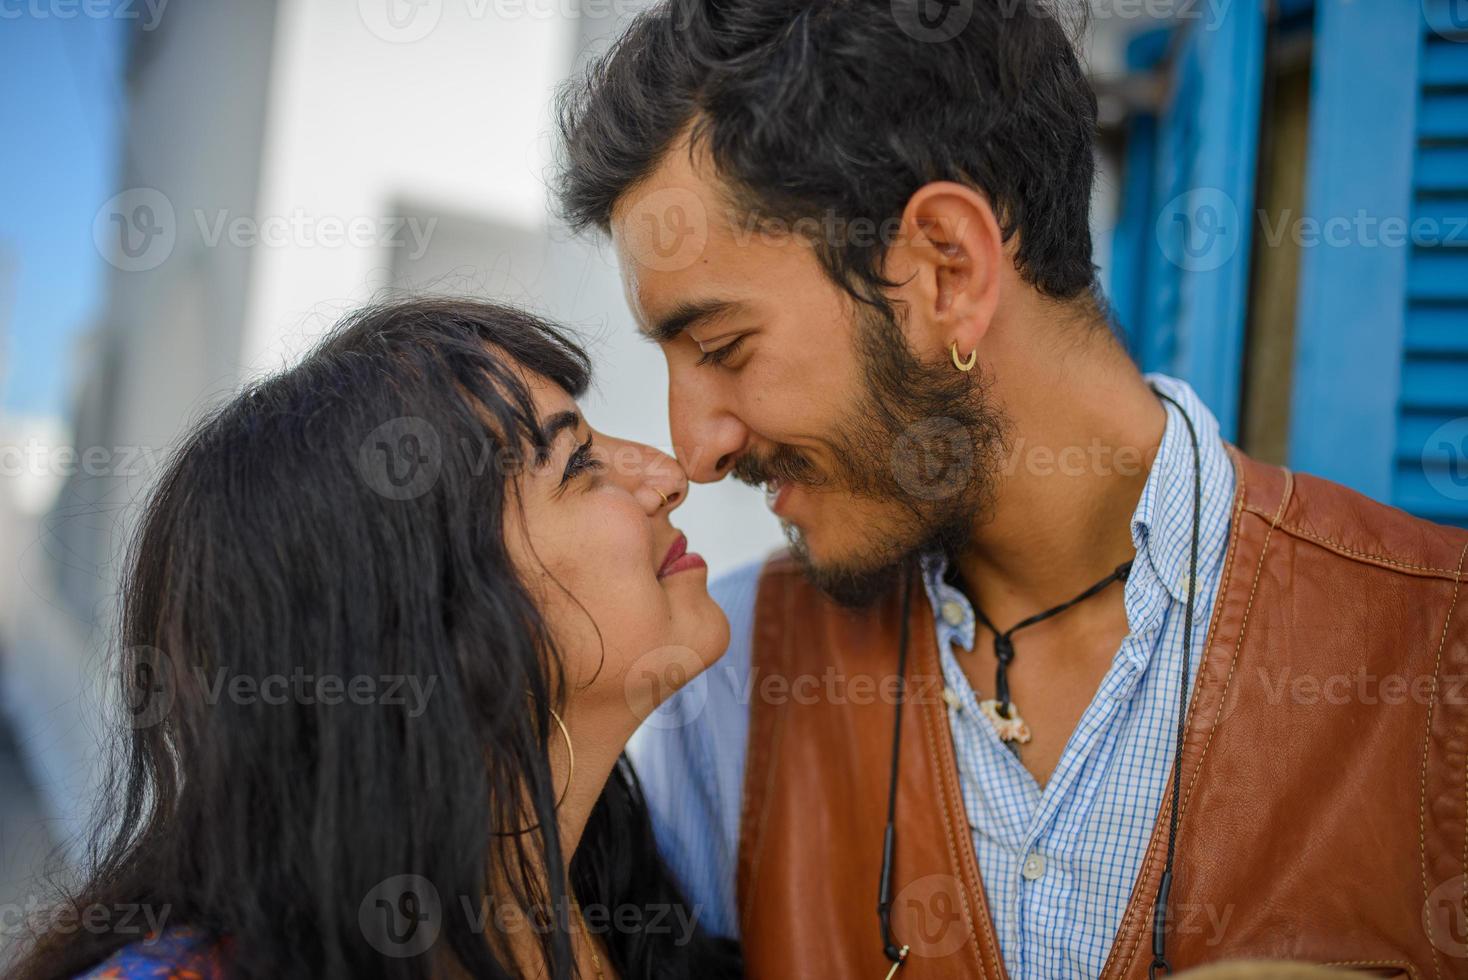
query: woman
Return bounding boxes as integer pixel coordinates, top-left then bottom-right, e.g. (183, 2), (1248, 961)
(10, 298), (739, 979)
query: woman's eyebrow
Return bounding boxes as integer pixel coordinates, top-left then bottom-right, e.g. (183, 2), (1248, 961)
(534, 410), (582, 464)
(540, 410), (581, 445)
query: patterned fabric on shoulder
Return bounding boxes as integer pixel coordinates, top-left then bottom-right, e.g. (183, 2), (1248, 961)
(74, 926), (227, 980)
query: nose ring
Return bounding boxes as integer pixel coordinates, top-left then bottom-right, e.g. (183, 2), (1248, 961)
(655, 488), (670, 508)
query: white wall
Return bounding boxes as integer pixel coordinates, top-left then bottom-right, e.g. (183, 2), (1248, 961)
(239, 0), (576, 371)
(239, 0), (786, 577)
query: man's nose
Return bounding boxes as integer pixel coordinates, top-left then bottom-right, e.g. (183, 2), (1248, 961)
(668, 369), (748, 484)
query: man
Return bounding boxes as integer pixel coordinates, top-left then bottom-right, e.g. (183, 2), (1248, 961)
(557, 2), (1468, 978)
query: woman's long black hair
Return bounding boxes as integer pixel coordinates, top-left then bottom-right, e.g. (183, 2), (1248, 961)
(11, 297), (739, 979)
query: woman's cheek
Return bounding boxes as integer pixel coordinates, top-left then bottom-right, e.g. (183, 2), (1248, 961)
(590, 488), (657, 568)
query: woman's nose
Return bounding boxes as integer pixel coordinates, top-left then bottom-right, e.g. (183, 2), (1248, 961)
(604, 436), (689, 513)
(638, 444), (689, 514)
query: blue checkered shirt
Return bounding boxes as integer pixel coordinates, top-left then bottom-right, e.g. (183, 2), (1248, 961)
(628, 374), (1236, 979)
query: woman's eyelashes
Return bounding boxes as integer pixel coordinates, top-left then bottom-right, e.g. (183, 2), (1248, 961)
(558, 435), (601, 489)
(695, 335), (747, 368)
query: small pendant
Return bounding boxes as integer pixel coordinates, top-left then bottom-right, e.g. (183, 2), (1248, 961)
(978, 699), (1032, 744)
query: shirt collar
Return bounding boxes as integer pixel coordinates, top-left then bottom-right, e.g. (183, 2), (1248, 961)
(919, 374), (1234, 622)
(921, 551), (976, 652)
(1130, 374), (1234, 606)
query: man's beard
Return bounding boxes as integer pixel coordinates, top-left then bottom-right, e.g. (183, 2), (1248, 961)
(733, 302), (1011, 608)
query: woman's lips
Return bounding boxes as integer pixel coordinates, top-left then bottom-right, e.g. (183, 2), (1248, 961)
(657, 532), (707, 579)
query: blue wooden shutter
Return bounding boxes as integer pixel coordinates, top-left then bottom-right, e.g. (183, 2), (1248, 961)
(1290, 0), (1468, 527)
(1115, 1), (1268, 441)
(1108, 29), (1168, 351)
(1398, 4), (1468, 526)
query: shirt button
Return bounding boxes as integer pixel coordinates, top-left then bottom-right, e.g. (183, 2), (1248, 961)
(941, 687), (961, 712)
(1021, 853), (1046, 880)
(941, 600), (965, 627)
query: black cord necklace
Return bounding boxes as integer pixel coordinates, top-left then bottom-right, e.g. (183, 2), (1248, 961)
(877, 387), (1203, 978)
(970, 559), (1133, 749)
(1148, 389), (1203, 980)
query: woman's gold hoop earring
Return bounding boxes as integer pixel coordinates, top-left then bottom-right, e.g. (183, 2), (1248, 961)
(548, 707), (574, 808)
(496, 704), (574, 836)
(950, 341), (977, 372)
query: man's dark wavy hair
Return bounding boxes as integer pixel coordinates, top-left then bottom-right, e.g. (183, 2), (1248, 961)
(556, 0), (1099, 306)
(10, 298), (740, 980)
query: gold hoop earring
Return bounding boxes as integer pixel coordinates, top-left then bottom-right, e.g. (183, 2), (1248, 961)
(495, 703), (574, 836)
(950, 341), (977, 372)
(548, 707), (574, 808)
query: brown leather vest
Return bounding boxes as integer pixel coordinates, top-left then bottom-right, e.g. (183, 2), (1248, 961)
(737, 450), (1468, 979)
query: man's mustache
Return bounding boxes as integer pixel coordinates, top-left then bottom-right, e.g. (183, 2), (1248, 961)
(731, 445), (827, 490)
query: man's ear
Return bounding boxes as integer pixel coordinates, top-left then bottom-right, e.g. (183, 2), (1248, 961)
(883, 181), (1004, 361)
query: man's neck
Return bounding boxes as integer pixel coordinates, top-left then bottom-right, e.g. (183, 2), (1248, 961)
(955, 351), (1167, 624)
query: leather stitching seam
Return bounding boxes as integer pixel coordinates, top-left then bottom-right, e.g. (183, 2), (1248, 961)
(1106, 454), (1258, 978)
(1417, 539), (1467, 980)
(1240, 508), (1468, 578)
(738, 573), (790, 928)
(1323, 959), (1418, 979)
(919, 663), (994, 978)
(1177, 469), (1290, 817)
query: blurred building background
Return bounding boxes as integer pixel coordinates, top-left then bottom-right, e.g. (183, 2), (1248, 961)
(1, 0), (1464, 964)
